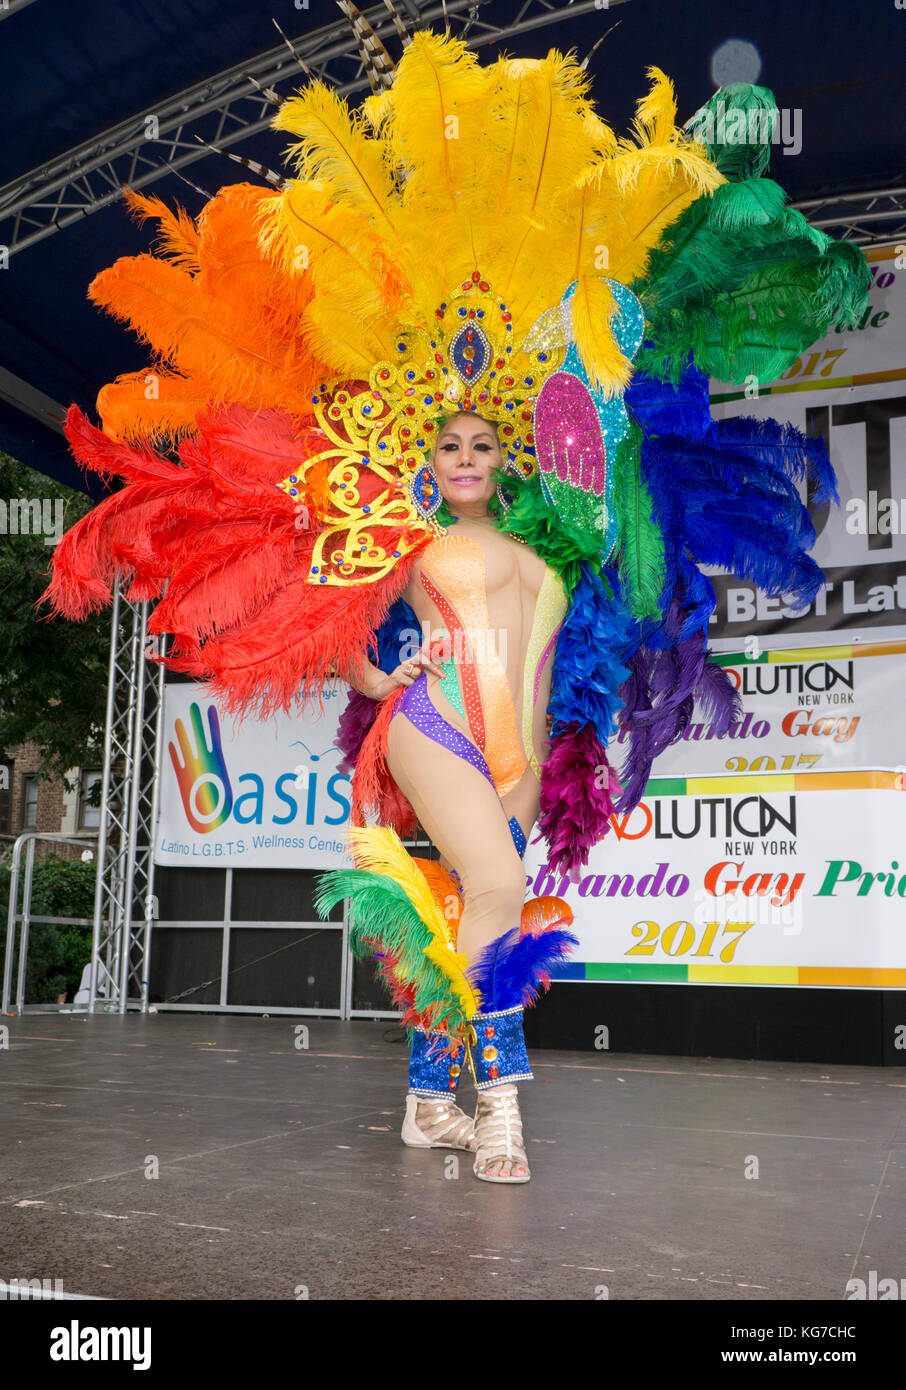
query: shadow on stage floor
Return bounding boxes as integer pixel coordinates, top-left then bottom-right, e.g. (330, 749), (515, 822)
(1, 1012), (903, 1301)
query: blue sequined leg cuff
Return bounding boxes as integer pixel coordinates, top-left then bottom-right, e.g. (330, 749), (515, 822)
(408, 1027), (466, 1098)
(469, 1006), (533, 1091)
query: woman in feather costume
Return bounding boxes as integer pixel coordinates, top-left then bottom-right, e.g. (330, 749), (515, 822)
(41, 23), (870, 1184)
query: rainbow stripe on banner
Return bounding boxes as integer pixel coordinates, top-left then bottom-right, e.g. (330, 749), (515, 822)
(550, 767), (906, 988)
(555, 961), (906, 987)
(710, 641), (906, 665)
(711, 365), (906, 405)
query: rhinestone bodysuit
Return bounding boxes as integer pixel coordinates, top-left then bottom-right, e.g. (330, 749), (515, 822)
(393, 530), (568, 797)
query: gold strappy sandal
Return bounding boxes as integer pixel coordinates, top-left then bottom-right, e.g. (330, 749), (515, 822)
(401, 1093), (477, 1150)
(472, 1083), (531, 1183)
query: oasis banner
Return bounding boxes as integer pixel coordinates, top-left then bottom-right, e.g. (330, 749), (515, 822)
(154, 684), (353, 868)
(710, 243), (906, 647)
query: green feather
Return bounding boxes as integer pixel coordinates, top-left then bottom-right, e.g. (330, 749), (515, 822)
(314, 867), (468, 1034)
(611, 421), (665, 621)
(636, 182), (871, 385)
(687, 83), (780, 180)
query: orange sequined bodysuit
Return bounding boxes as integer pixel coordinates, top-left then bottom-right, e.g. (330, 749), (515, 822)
(383, 523), (568, 951)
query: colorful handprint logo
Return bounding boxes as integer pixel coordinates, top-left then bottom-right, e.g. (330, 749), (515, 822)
(168, 702), (233, 833)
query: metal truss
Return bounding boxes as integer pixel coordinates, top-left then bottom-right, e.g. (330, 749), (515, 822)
(88, 579), (165, 1013)
(791, 189), (906, 248)
(1, 0), (620, 256)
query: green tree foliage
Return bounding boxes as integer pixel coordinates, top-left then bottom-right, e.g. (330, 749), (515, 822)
(0, 854), (95, 1002)
(0, 450), (113, 786)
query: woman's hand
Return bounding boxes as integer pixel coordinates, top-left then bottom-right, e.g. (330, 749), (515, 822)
(370, 643), (445, 700)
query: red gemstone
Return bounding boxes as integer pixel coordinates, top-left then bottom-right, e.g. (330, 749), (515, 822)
(489, 1066), (499, 1079)
(471, 270), (480, 282)
(479, 280), (489, 291)
(484, 1025), (495, 1038)
(501, 312), (511, 322)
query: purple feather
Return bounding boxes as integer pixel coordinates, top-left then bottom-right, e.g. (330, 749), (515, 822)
(616, 616), (742, 811)
(336, 688), (380, 776)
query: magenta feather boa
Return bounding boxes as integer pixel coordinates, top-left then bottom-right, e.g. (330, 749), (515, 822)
(538, 721), (621, 877)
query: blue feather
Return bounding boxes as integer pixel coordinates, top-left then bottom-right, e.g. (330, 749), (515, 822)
(370, 596), (420, 671)
(548, 563), (635, 743)
(469, 927), (580, 1012)
(626, 359), (712, 442)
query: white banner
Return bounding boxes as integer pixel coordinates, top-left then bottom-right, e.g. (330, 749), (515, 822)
(709, 243), (906, 647)
(617, 642), (906, 781)
(525, 775), (906, 986)
(154, 684), (354, 868)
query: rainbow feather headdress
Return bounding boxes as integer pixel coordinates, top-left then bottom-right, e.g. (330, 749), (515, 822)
(44, 24), (870, 871)
(251, 30), (717, 586)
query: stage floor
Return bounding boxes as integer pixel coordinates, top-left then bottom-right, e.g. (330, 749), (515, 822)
(2, 1012), (903, 1301)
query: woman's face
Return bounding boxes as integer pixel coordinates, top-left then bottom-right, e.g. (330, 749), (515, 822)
(431, 413), (501, 510)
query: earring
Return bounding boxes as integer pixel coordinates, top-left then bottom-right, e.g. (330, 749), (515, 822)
(495, 463), (520, 514)
(410, 461), (442, 522)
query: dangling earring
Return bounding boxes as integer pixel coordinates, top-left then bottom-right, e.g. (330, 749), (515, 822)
(495, 463), (520, 514)
(410, 460), (443, 522)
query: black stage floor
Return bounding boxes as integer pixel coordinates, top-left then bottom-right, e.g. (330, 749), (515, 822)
(2, 1012), (904, 1302)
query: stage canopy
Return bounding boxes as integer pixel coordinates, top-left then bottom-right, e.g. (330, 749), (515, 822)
(2, 0), (903, 497)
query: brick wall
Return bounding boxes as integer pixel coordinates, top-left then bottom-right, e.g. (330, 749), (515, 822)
(0, 742), (91, 863)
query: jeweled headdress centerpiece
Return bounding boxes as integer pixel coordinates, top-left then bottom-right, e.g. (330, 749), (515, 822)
(276, 269), (569, 585)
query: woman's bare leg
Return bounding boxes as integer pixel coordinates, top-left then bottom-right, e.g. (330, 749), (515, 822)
(386, 711), (528, 963)
(386, 712), (530, 1177)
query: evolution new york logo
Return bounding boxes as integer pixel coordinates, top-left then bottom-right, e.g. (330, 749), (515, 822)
(160, 700), (351, 858)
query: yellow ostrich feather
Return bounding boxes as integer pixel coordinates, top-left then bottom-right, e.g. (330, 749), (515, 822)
(271, 80), (398, 236)
(255, 182), (412, 361)
(580, 68), (725, 285)
(379, 29), (498, 309)
(349, 825), (480, 1019)
(570, 275), (634, 397)
(429, 48), (606, 330)
(386, 30), (495, 215)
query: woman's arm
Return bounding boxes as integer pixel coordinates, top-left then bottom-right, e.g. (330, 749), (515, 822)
(344, 646), (445, 700)
(346, 651), (394, 700)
